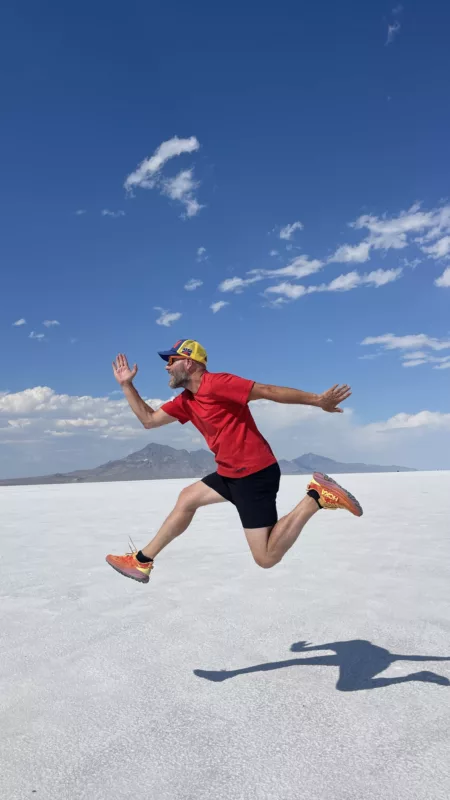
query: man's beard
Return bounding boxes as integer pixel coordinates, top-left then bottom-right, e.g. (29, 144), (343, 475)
(168, 364), (190, 389)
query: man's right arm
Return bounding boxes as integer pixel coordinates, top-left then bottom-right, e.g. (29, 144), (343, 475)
(112, 353), (177, 429)
(121, 382), (177, 429)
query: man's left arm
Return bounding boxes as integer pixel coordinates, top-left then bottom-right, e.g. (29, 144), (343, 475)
(248, 382), (351, 413)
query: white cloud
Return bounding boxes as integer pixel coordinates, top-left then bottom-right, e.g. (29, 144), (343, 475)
(329, 203), (450, 267)
(401, 257), (421, 269)
(210, 301), (229, 313)
(124, 136), (203, 218)
(361, 333), (450, 369)
(56, 418), (109, 429)
(2, 384), (450, 475)
(270, 249), (279, 257)
(218, 276), (262, 293)
(363, 268), (403, 287)
(250, 255), (324, 281)
(401, 351), (450, 369)
(154, 308), (182, 327)
(265, 268), (401, 302)
(124, 136), (200, 191)
(279, 221), (303, 241)
(29, 332), (45, 341)
(368, 410), (450, 433)
(101, 209), (125, 218)
(402, 359), (428, 368)
(392, 5), (403, 14)
(328, 241), (371, 264)
(12, 319), (26, 327)
(265, 283), (307, 300)
(386, 20), (401, 44)
(43, 320), (60, 328)
(361, 333), (450, 352)
(162, 169), (203, 218)
(197, 246), (208, 261)
(424, 237), (450, 260)
(184, 278), (203, 291)
(75, 209), (86, 216)
(435, 267), (450, 287)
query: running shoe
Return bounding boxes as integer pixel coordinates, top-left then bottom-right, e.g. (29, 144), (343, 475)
(307, 472), (363, 517)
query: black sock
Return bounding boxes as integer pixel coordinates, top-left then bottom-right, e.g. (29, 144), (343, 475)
(307, 489), (322, 509)
(136, 550), (153, 564)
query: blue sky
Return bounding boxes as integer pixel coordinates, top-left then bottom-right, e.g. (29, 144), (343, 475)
(2, 0), (450, 477)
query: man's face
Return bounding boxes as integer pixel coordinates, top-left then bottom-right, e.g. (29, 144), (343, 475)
(166, 358), (191, 389)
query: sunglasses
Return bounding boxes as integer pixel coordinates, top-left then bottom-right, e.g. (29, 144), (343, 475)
(167, 355), (188, 366)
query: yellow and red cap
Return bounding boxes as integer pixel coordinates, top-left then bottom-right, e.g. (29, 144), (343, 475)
(157, 339), (207, 365)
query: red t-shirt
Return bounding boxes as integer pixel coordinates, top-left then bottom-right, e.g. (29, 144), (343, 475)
(161, 372), (277, 478)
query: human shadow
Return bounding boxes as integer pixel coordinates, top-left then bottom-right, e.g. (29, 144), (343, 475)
(194, 639), (450, 691)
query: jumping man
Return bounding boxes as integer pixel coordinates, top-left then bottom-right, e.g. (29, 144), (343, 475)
(106, 339), (363, 583)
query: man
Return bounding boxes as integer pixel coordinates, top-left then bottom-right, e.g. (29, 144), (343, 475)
(106, 339), (363, 584)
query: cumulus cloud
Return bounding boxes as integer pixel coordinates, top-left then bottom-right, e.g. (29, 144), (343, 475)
(328, 241), (371, 264)
(250, 255), (324, 281)
(264, 268), (402, 301)
(386, 20), (401, 45)
(154, 308), (182, 327)
(43, 320), (60, 328)
(210, 301), (229, 313)
(101, 209), (125, 218)
(184, 278), (203, 291)
(421, 235), (450, 260)
(265, 283), (307, 300)
(124, 136), (203, 218)
(279, 221), (303, 240)
(218, 276), (263, 293)
(29, 332), (45, 341)
(12, 319), (26, 327)
(124, 136), (200, 190)
(435, 267), (450, 287)
(197, 246), (208, 261)
(162, 169), (203, 218)
(361, 333), (450, 352)
(330, 203), (450, 267)
(2, 383), (450, 476)
(361, 332), (450, 369)
(75, 209), (86, 216)
(367, 410), (450, 433)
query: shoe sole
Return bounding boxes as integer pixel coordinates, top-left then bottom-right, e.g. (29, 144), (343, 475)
(105, 558), (150, 584)
(313, 472), (363, 517)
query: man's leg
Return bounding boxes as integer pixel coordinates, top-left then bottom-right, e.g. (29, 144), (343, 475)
(244, 494), (319, 568)
(243, 472), (363, 568)
(106, 480), (227, 581)
(140, 480), (227, 559)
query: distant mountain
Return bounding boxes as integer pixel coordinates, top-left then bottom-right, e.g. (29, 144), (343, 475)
(0, 444), (416, 486)
(293, 452), (416, 475)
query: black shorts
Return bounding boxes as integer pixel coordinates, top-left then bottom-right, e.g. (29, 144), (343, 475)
(202, 462), (281, 529)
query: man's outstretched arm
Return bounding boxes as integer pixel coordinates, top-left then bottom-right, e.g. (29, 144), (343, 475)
(112, 353), (177, 429)
(248, 382), (351, 413)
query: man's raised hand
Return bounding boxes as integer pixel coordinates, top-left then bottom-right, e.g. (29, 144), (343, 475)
(317, 384), (351, 413)
(112, 353), (138, 385)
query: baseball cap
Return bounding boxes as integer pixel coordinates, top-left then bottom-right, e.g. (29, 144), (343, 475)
(157, 339), (208, 365)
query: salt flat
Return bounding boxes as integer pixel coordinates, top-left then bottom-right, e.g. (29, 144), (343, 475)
(1, 471), (450, 800)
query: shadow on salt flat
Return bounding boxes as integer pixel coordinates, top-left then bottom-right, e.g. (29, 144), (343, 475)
(194, 638), (450, 691)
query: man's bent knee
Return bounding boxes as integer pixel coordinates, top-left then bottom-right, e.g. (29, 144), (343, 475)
(176, 486), (201, 513)
(252, 553), (281, 569)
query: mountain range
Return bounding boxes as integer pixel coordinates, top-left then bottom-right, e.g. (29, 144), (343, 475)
(0, 443), (416, 486)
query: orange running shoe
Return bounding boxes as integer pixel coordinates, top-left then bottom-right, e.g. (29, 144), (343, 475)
(307, 472), (363, 517)
(106, 539), (153, 583)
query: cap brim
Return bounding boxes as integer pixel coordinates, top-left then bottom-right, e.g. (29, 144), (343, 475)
(157, 349), (177, 362)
